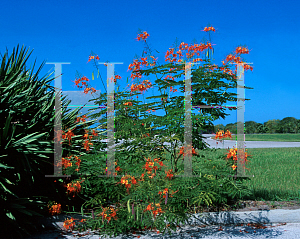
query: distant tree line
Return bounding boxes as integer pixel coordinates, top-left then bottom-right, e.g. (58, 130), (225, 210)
(112, 116), (300, 135)
(207, 117), (300, 134)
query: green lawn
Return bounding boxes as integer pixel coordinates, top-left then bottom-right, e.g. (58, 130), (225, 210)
(85, 142), (300, 203)
(147, 146), (300, 202)
(192, 147), (300, 202)
(210, 133), (300, 142)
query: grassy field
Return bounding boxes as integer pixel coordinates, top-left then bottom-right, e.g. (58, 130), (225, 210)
(190, 147), (300, 202)
(84, 141), (300, 203)
(143, 146), (300, 202)
(210, 133), (300, 142)
(85, 133), (300, 204)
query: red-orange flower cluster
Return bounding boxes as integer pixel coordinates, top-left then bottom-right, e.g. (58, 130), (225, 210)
(118, 175), (137, 193)
(144, 202), (164, 219)
(87, 55), (99, 63)
(236, 46), (249, 54)
(84, 87), (96, 94)
(63, 217), (77, 231)
(178, 146), (198, 157)
(123, 101), (132, 110)
(61, 156), (72, 169)
(226, 147), (250, 162)
(158, 188), (178, 199)
(114, 74), (121, 82)
(48, 202), (62, 215)
(62, 128), (75, 146)
(225, 147), (252, 171)
(63, 217), (86, 231)
(143, 157), (166, 177)
(83, 139), (93, 151)
(64, 180), (84, 197)
(165, 42), (212, 63)
(76, 115), (87, 123)
(223, 46), (253, 71)
(136, 31), (149, 41)
(128, 49), (157, 81)
(165, 169), (174, 180)
(214, 129), (232, 140)
(73, 76), (97, 94)
(130, 80), (152, 93)
(203, 26), (216, 32)
(99, 206), (118, 224)
(74, 76), (88, 88)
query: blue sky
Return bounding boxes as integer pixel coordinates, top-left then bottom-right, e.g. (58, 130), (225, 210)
(1, 0), (299, 131)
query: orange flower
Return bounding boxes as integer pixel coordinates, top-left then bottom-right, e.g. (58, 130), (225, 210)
(226, 147), (238, 160)
(178, 146), (198, 156)
(244, 64), (253, 71)
(131, 176), (137, 185)
(92, 129), (98, 136)
(149, 56), (157, 66)
(65, 180), (84, 197)
(61, 157), (72, 168)
(115, 74), (121, 80)
(203, 26), (216, 32)
(83, 132), (89, 139)
(87, 55), (100, 63)
(62, 128), (75, 146)
(235, 46), (249, 54)
(165, 169), (174, 179)
(136, 31), (149, 41)
(75, 157), (81, 168)
(144, 203), (154, 212)
(48, 202), (62, 215)
(63, 217), (76, 231)
(83, 140), (93, 151)
(141, 57), (148, 66)
(231, 164), (237, 170)
(124, 102), (133, 106)
(100, 206), (118, 223)
(225, 147), (251, 166)
(223, 130), (232, 139)
(225, 54), (235, 62)
(73, 78), (82, 88)
(215, 129), (232, 140)
(84, 87), (90, 94)
(76, 115), (87, 123)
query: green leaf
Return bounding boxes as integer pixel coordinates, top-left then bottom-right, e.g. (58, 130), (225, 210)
(10, 203), (26, 209)
(127, 199), (131, 214)
(11, 132), (47, 147)
(6, 212), (16, 221)
(3, 113), (12, 140)
(4, 178), (14, 185)
(0, 162), (14, 169)
(0, 182), (18, 197)
(16, 208), (33, 216)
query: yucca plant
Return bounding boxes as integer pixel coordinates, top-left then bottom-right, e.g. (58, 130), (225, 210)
(0, 45), (96, 238)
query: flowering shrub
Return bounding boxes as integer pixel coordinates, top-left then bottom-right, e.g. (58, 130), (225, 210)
(53, 26), (254, 237)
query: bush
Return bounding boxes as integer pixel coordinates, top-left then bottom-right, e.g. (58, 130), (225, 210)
(0, 45), (95, 238)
